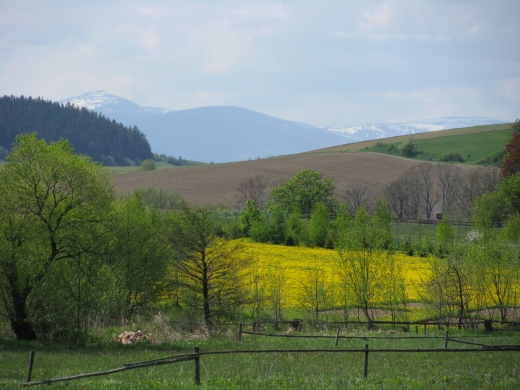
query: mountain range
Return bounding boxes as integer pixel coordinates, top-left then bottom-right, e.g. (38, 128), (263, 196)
(61, 91), (506, 163)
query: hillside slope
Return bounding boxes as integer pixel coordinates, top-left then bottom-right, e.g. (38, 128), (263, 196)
(113, 152), (484, 208)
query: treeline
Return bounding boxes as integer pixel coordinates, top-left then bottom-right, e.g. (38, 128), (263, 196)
(232, 164), (502, 249)
(1, 121), (519, 346)
(0, 95), (153, 165)
(153, 153), (200, 167)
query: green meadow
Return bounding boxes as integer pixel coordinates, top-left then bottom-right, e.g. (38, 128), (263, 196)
(2, 327), (519, 389)
(363, 126), (513, 165)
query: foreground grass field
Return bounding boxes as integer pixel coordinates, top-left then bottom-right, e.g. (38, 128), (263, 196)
(2, 329), (519, 389)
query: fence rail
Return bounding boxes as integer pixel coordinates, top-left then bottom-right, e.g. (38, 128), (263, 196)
(23, 332), (520, 387)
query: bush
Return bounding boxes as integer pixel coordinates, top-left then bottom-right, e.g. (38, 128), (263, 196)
(441, 153), (465, 162)
(122, 157), (136, 166)
(141, 159), (157, 171)
(100, 154), (117, 166)
(399, 137), (418, 157)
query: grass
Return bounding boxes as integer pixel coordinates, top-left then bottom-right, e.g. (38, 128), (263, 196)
(2, 328), (519, 389)
(106, 162), (180, 175)
(362, 128), (513, 165)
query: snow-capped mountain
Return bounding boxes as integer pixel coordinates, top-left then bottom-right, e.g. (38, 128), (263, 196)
(322, 117), (506, 142)
(60, 91), (507, 163)
(60, 91), (347, 163)
(61, 90), (174, 118)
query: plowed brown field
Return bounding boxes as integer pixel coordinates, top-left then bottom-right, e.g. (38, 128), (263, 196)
(113, 151), (483, 208)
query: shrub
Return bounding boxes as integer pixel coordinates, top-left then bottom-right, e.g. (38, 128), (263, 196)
(399, 137), (418, 157)
(441, 153), (465, 162)
(122, 157), (136, 166)
(141, 159), (157, 171)
(100, 154), (117, 166)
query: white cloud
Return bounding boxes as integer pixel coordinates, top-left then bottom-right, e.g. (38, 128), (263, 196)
(229, 3), (288, 20)
(359, 1), (392, 30)
(497, 77), (520, 104)
(1, 0), (519, 125)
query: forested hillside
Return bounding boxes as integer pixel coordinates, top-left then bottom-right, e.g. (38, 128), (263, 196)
(0, 95), (153, 165)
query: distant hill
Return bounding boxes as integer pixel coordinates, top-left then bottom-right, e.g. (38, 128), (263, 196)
(0, 95), (153, 165)
(60, 91), (351, 163)
(61, 91), (506, 164)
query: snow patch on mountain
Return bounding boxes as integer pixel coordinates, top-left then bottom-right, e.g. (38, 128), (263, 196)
(59, 90), (508, 162)
(61, 90), (174, 116)
(321, 117), (506, 142)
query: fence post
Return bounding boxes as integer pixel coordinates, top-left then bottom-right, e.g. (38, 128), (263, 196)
(238, 323), (243, 341)
(415, 325), (418, 335)
(424, 324), (426, 335)
(334, 327), (340, 348)
(444, 330), (449, 349)
(26, 350), (35, 384)
(194, 347), (200, 385)
(364, 344), (369, 379)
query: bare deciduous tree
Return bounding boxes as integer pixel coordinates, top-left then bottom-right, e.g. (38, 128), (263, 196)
(415, 163), (439, 220)
(458, 166), (499, 217)
(437, 163), (462, 217)
(236, 175), (268, 209)
(342, 184), (371, 217)
(384, 171), (421, 221)
(384, 177), (409, 220)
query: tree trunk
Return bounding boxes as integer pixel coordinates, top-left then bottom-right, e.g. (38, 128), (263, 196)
(202, 262), (210, 322)
(10, 290), (37, 341)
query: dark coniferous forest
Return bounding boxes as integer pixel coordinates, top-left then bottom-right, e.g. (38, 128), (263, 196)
(0, 95), (153, 165)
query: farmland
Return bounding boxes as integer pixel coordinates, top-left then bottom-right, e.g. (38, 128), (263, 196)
(112, 123), (512, 208)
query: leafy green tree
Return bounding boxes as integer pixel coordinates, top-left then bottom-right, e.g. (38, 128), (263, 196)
(166, 203), (250, 322)
(239, 199), (265, 236)
(286, 211), (304, 246)
(104, 194), (169, 322)
(500, 172), (520, 215)
(436, 216), (456, 256)
(269, 170), (336, 218)
(249, 219), (270, 243)
(423, 244), (474, 328)
(335, 207), (389, 326)
(299, 268), (330, 321)
(266, 206), (288, 244)
(0, 134), (113, 341)
(399, 136), (418, 158)
(469, 233), (520, 323)
(502, 213), (520, 242)
(309, 202), (330, 248)
(471, 191), (507, 231)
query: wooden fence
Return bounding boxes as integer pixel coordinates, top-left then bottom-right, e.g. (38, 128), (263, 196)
(23, 330), (520, 387)
(247, 318), (520, 333)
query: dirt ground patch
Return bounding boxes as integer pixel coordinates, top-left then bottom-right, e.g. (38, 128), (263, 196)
(113, 152), (485, 208)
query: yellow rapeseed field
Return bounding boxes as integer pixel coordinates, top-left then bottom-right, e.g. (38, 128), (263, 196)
(240, 240), (431, 308)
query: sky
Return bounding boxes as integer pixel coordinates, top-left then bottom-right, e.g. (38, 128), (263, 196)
(1, 0), (519, 126)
